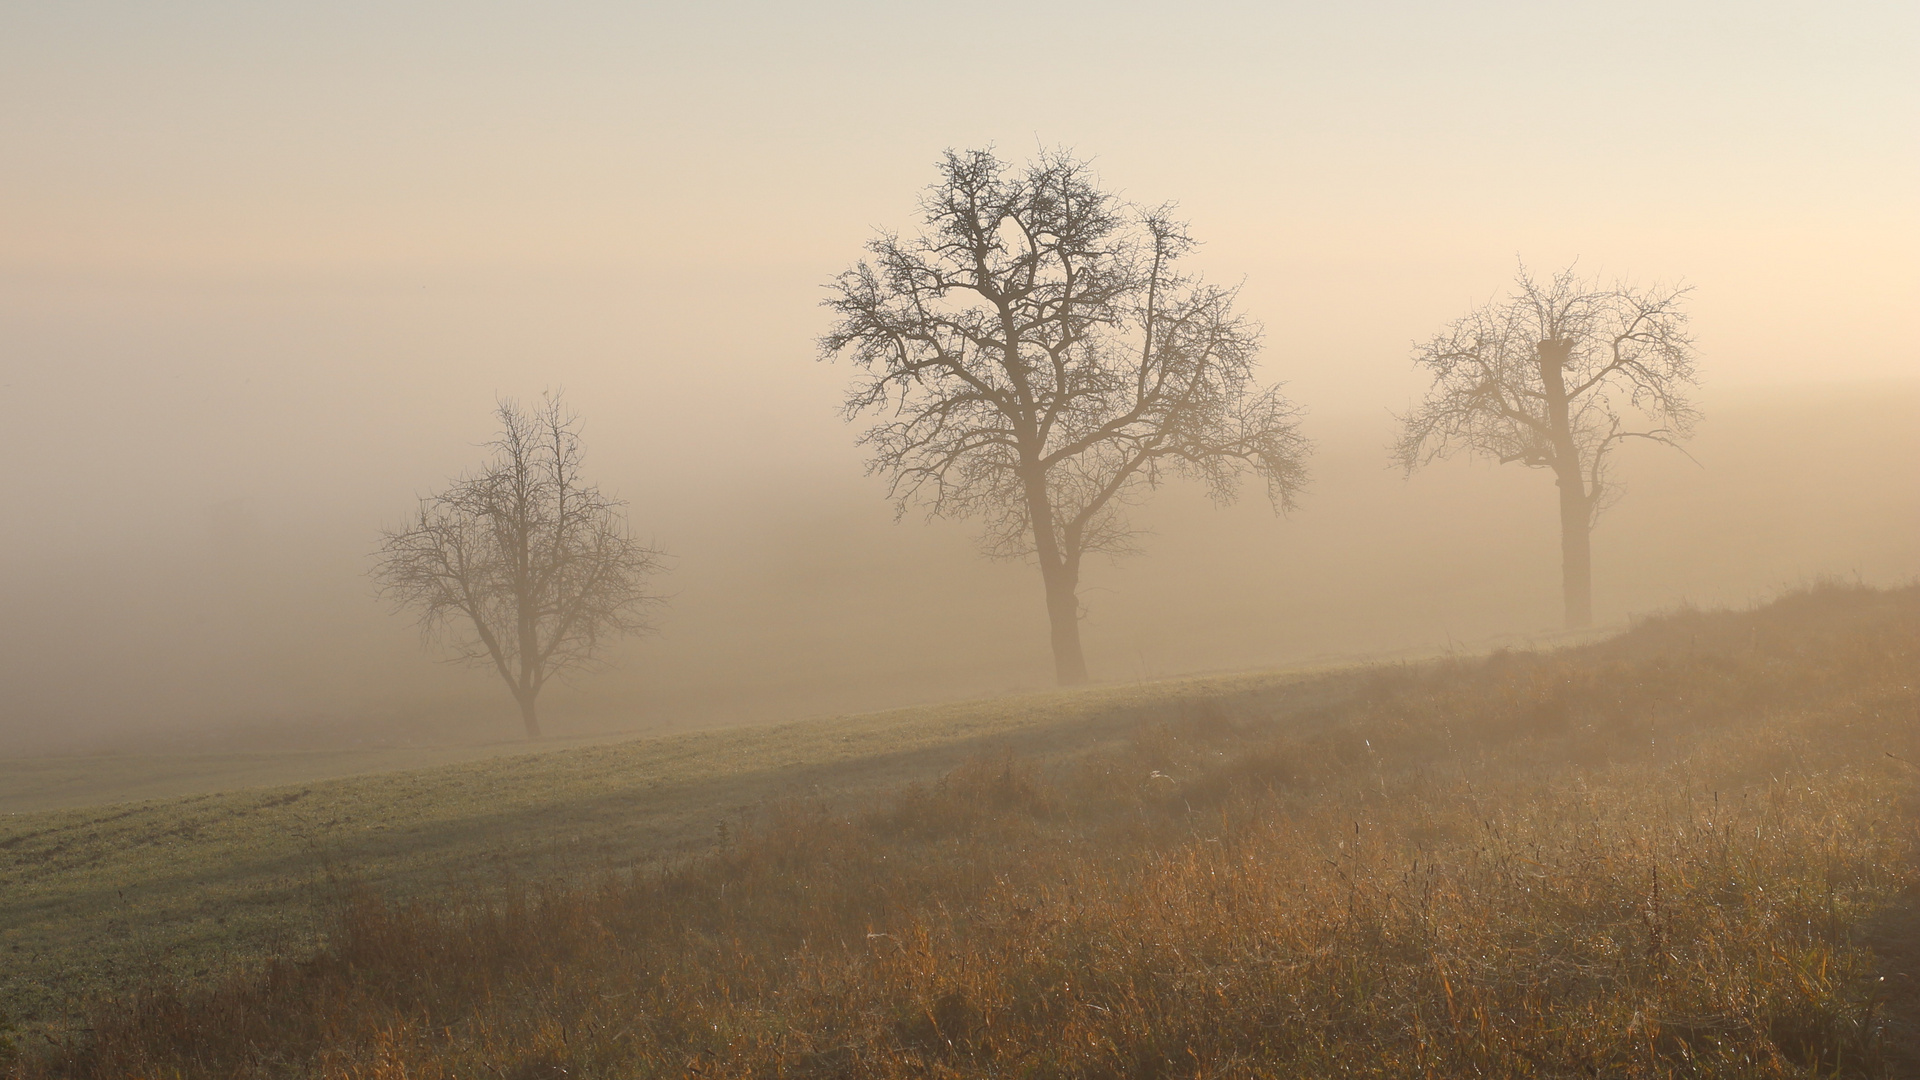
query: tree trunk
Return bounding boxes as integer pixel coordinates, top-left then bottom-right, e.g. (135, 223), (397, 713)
(515, 561), (542, 736)
(517, 692), (543, 739)
(1556, 469), (1593, 629)
(1537, 337), (1593, 630)
(1023, 468), (1089, 686)
(1040, 557), (1089, 685)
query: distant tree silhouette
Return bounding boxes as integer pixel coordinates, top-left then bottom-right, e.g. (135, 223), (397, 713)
(823, 148), (1308, 684)
(1395, 265), (1698, 628)
(373, 396), (664, 737)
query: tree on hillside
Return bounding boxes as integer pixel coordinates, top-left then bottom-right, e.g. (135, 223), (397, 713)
(1394, 265), (1698, 628)
(822, 148), (1309, 685)
(373, 396), (665, 737)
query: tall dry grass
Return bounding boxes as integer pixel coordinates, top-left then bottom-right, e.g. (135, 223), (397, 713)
(20, 583), (1920, 1078)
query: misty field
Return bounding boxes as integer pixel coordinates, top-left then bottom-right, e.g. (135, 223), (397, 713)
(1, 668), (1341, 1043)
(8, 584), (1920, 1077)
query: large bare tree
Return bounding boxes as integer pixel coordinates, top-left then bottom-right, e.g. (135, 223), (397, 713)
(374, 396), (665, 737)
(1394, 265), (1698, 628)
(822, 148), (1309, 685)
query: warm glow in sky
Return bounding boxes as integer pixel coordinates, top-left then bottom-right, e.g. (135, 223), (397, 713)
(2, 1), (1914, 742)
(6, 1), (1913, 463)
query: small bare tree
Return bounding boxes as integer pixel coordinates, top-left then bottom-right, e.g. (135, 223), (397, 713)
(823, 148), (1308, 685)
(374, 396), (665, 737)
(1394, 265), (1698, 628)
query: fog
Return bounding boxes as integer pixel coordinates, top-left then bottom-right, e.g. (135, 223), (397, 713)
(3, 377), (1911, 755)
(2, 2), (1915, 755)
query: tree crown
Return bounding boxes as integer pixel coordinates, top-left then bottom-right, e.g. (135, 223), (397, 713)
(822, 148), (1307, 563)
(373, 396), (664, 695)
(1394, 264), (1698, 521)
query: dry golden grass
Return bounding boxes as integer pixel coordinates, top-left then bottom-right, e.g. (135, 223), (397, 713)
(15, 583), (1920, 1078)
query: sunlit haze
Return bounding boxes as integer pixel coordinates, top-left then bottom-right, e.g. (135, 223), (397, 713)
(3, 0), (1915, 751)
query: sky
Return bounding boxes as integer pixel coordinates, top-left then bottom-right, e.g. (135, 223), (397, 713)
(1, 1), (1915, 748)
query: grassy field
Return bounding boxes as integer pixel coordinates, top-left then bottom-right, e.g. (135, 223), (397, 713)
(1, 667), (1355, 1040)
(0, 734), (647, 817)
(8, 583), (1920, 1077)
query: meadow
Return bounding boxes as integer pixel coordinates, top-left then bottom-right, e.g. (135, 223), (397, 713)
(7, 583), (1918, 1077)
(1, 736), (641, 817)
(1, 665), (1345, 1044)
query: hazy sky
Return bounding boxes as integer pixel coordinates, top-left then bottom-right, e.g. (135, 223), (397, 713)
(5, 2), (1914, 504)
(2, 1), (1915, 743)
(7, 1), (1914, 441)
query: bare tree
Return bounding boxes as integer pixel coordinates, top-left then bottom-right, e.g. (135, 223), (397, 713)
(822, 148), (1309, 685)
(373, 396), (665, 737)
(1394, 265), (1698, 628)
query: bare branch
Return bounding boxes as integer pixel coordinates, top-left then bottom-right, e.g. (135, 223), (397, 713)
(372, 394), (667, 737)
(1393, 262), (1700, 628)
(820, 148), (1310, 683)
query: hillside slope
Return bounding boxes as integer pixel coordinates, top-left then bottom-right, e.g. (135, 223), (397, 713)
(11, 584), (1920, 1077)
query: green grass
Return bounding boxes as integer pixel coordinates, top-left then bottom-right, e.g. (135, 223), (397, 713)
(1, 737), (615, 817)
(0, 667), (1343, 1038)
